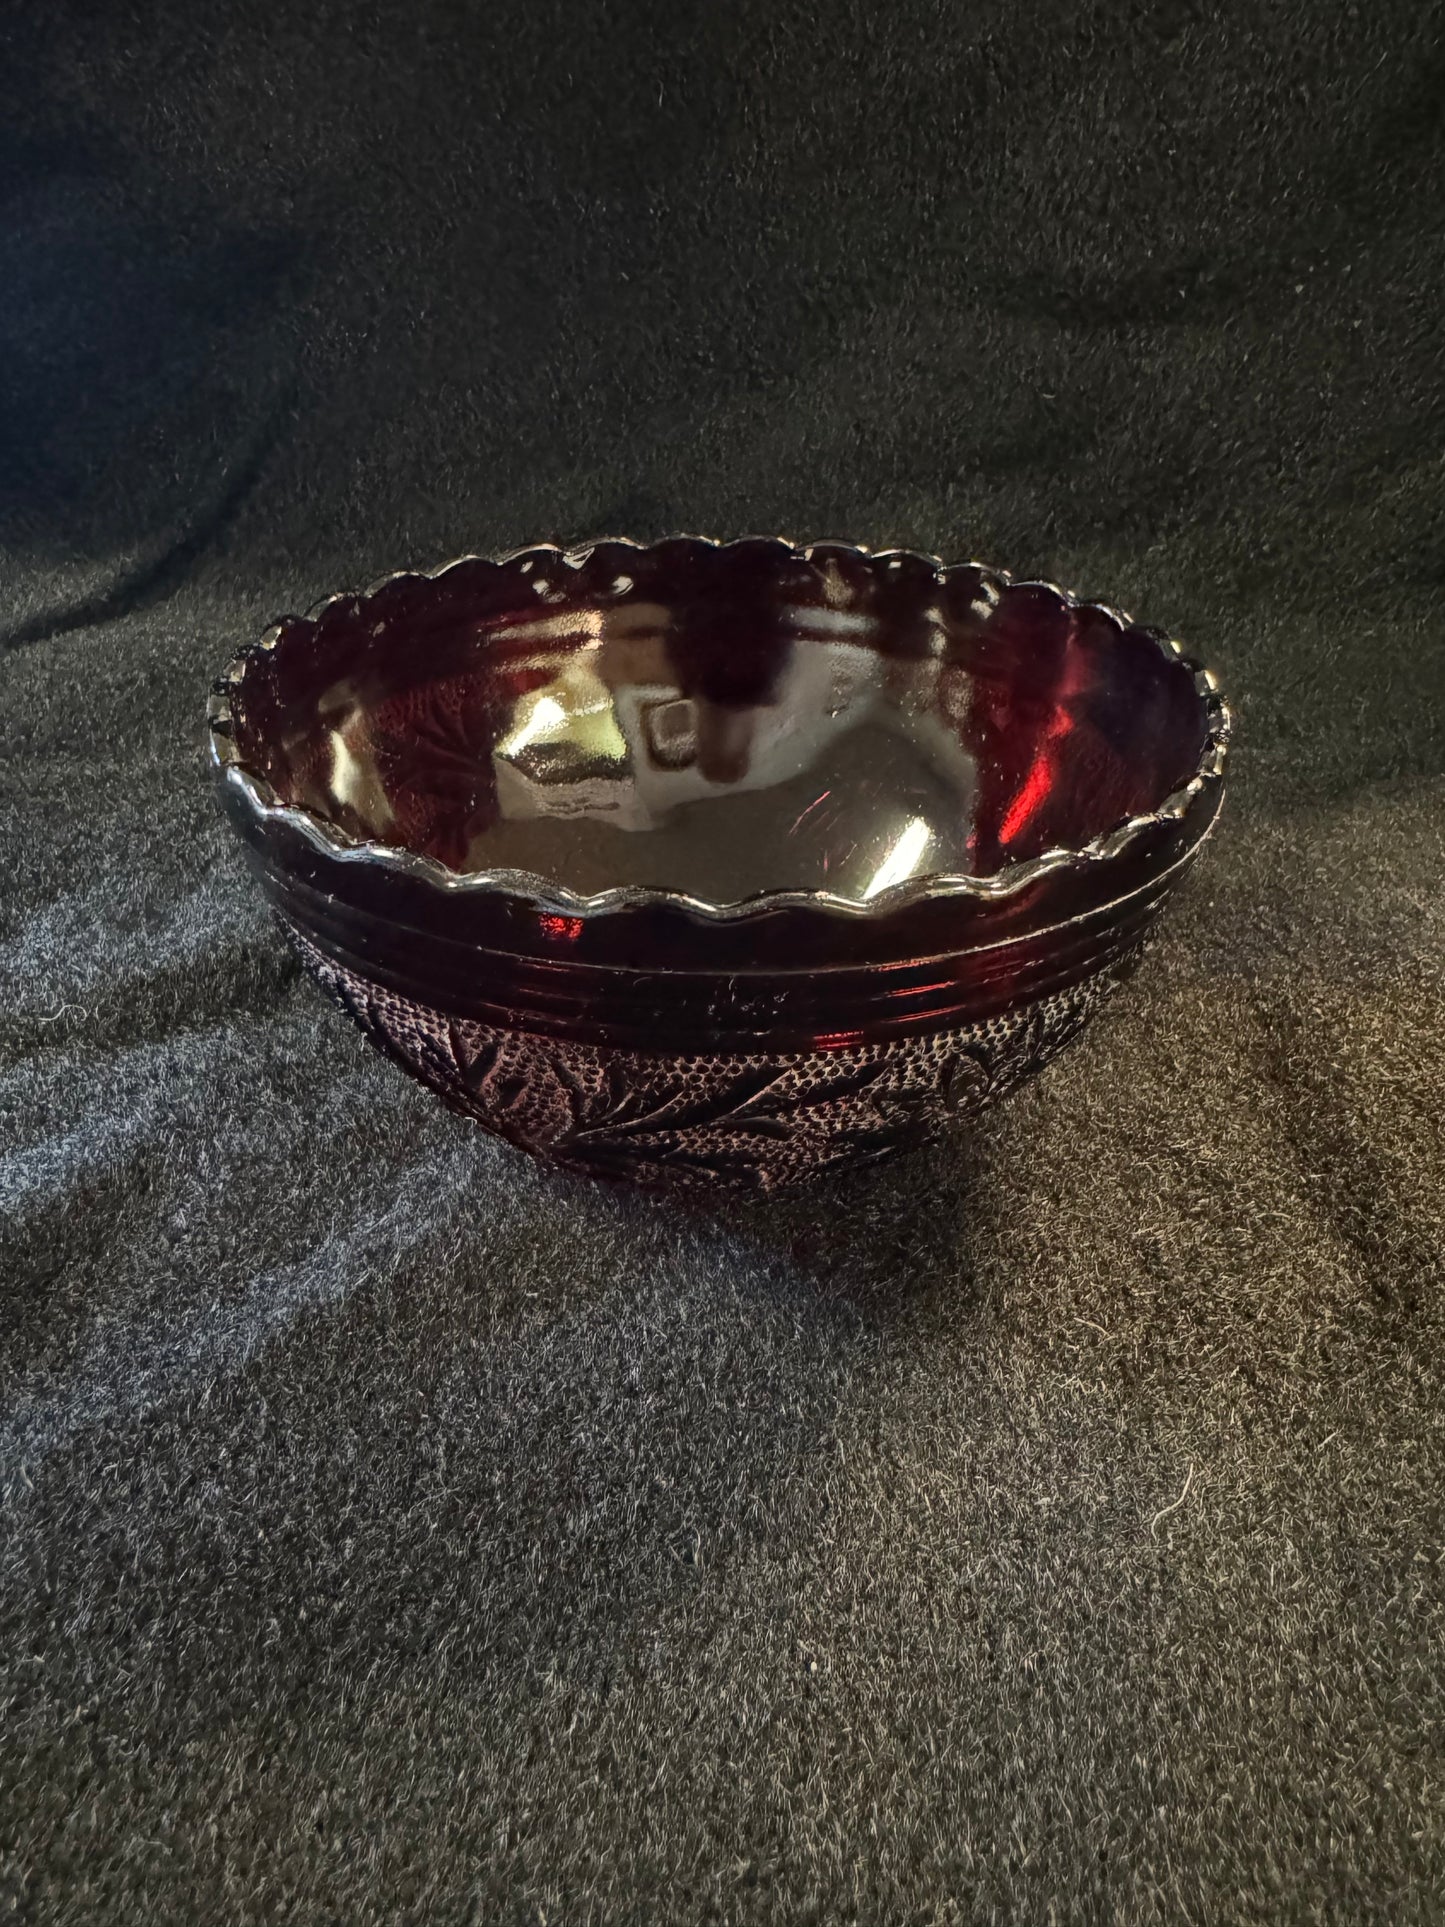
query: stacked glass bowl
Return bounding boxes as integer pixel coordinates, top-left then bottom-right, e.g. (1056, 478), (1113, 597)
(210, 538), (1228, 1192)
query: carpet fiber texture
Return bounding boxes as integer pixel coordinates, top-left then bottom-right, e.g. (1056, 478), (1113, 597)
(2, 2), (1443, 1921)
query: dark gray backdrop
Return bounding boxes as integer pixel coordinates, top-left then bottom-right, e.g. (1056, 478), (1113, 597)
(2, 2), (1443, 1921)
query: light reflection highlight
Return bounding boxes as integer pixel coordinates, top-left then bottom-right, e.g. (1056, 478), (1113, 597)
(862, 816), (933, 900)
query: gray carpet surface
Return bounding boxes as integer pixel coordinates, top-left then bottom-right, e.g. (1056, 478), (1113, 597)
(2, 2), (1443, 1921)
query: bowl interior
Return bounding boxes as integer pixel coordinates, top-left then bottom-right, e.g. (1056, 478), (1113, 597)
(227, 542), (1212, 906)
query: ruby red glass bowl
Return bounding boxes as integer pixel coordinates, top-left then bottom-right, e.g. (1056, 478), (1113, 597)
(209, 537), (1229, 1191)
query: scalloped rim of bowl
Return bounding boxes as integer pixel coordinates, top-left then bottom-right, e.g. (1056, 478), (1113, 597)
(208, 535), (1231, 924)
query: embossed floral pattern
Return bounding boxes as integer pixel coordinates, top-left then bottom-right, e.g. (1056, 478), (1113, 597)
(292, 930), (1140, 1192)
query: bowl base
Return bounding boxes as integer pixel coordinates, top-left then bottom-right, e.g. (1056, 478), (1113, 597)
(288, 927), (1141, 1194)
